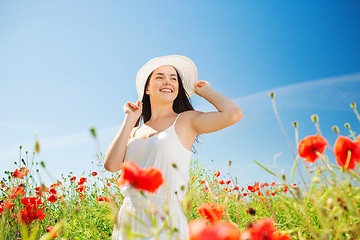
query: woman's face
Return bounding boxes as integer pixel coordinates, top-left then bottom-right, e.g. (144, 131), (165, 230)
(145, 65), (179, 102)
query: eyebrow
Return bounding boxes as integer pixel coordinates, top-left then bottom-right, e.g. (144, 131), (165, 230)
(154, 73), (177, 77)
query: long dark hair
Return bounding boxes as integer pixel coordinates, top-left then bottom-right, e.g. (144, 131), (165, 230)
(135, 68), (200, 153)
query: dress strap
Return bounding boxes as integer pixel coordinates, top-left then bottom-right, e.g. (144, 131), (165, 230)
(171, 113), (182, 127)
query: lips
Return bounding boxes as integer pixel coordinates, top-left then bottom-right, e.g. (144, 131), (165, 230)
(159, 88), (173, 93)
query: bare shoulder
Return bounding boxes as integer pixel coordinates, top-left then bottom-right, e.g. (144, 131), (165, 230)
(179, 110), (203, 119)
(177, 110), (203, 134)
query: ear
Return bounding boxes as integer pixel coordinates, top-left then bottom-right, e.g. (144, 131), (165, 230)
(145, 86), (150, 95)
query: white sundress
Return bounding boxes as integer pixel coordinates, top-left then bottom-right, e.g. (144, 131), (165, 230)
(112, 113), (192, 240)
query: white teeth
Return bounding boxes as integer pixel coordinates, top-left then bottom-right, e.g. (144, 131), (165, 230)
(160, 89), (172, 92)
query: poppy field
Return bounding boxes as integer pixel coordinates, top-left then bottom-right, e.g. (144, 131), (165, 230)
(1, 94), (360, 240)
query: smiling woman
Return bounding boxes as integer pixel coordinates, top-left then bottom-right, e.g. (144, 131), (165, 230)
(104, 55), (242, 240)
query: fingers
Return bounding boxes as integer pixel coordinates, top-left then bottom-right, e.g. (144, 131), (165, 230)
(126, 100), (142, 111)
(196, 80), (210, 88)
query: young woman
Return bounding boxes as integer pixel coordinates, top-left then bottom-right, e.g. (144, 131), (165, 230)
(104, 55), (242, 240)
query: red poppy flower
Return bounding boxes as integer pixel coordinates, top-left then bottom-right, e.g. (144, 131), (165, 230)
(197, 202), (224, 223)
(233, 186), (239, 191)
(78, 177), (87, 185)
(46, 225), (58, 238)
(91, 171), (98, 176)
(12, 169), (25, 179)
(47, 194), (58, 203)
(243, 193), (248, 197)
(96, 196), (113, 203)
(49, 188), (57, 195)
(11, 187), (26, 199)
(117, 161), (164, 193)
(19, 207), (46, 225)
(214, 171), (220, 178)
(219, 180), (225, 185)
(189, 219), (240, 240)
(49, 181), (62, 189)
(334, 136), (360, 169)
(70, 176), (76, 182)
(4, 200), (15, 210)
(76, 185), (86, 193)
(0, 204), (4, 214)
(298, 135), (328, 162)
(21, 197), (42, 207)
(225, 180), (231, 185)
(246, 218), (276, 240)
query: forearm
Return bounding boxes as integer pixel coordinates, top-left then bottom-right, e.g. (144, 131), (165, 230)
(201, 88), (242, 116)
(104, 115), (137, 172)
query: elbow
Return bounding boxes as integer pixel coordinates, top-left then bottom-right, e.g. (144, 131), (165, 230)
(104, 157), (121, 173)
(230, 107), (243, 124)
(104, 164), (121, 173)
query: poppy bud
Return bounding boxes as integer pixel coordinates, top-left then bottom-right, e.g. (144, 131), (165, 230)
(332, 125), (340, 134)
(35, 141), (40, 153)
(269, 92), (274, 99)
(292, 121), (298, 128)
(90, 127), (97, 138)
(311, 114), (318, 123)
(350, 102), (356, 110)
(344, 123), (350, 130)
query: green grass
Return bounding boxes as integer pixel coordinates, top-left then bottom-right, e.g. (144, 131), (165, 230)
(1, 97), (359, 239)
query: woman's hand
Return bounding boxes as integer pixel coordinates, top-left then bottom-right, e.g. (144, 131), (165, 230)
(195, 80), (211, 97)
(123, 99), (142, 122)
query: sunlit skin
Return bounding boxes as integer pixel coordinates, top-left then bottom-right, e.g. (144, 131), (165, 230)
(104, 64), (242, 172)
(145, 65), (179, 106)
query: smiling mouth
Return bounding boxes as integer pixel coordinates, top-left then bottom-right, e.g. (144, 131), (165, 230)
(159, 89), (173, 93)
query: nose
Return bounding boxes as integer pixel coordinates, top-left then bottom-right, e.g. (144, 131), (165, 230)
(163, 76), (172, 85)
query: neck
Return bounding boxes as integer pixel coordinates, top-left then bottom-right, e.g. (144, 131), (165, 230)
(148, 100), (177, 122)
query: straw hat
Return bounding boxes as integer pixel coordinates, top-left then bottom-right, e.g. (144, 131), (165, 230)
(136, 55), (198, 100)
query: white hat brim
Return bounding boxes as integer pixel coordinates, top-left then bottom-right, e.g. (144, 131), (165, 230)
(136, 55), (198, 100)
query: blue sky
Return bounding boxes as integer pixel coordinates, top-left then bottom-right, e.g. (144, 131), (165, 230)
(1, 1), (359, 187)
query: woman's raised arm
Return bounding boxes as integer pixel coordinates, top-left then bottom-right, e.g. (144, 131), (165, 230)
(190, 81), (242, 134)
(104, 100), (142, 172)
